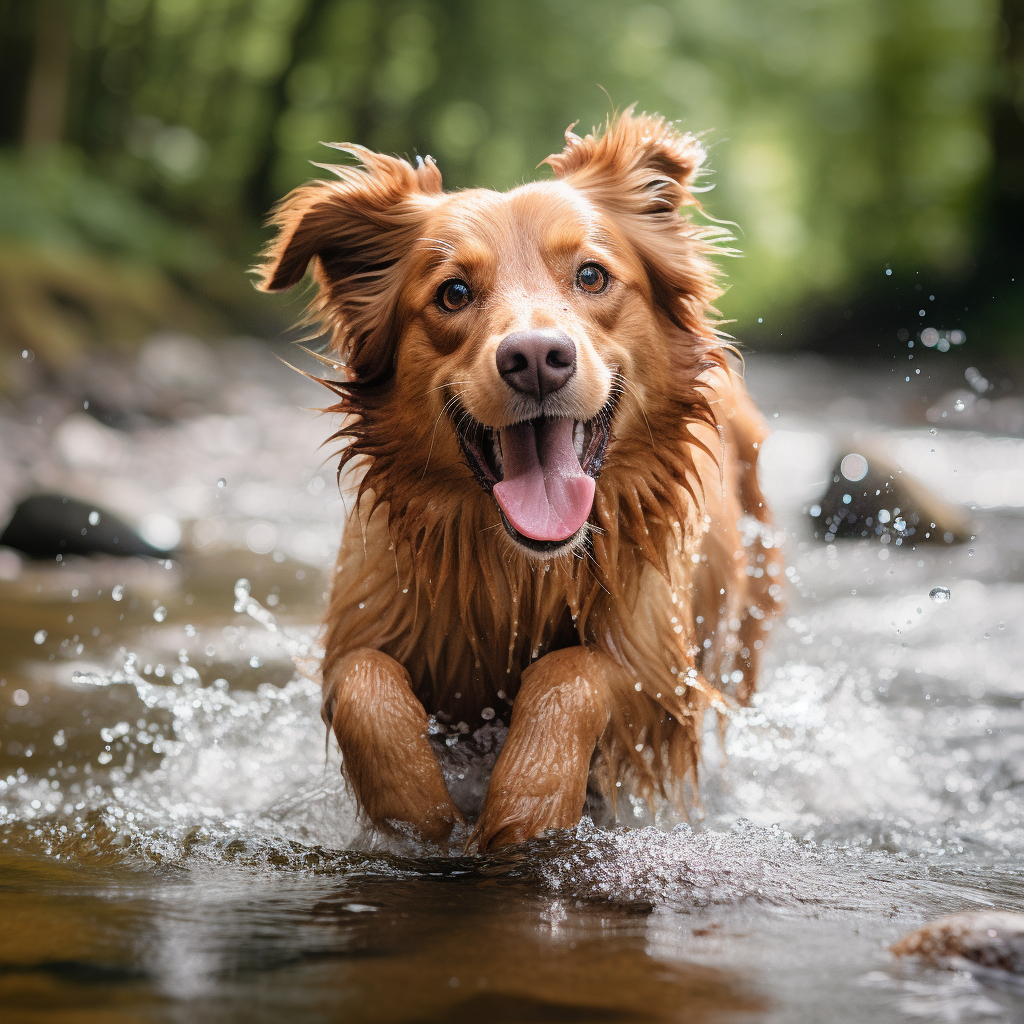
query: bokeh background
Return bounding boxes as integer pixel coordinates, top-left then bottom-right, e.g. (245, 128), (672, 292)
(1, 0), (1021, 390)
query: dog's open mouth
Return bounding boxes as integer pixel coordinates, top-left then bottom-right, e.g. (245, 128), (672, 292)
(454, 397), (617, 552)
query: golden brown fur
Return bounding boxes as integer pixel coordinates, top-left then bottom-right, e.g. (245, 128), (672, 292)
(258, 110), (782, 850)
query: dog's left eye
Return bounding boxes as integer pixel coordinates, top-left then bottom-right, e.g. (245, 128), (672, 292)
(576, 263), (609, 294)
(436, 279), (473, 311)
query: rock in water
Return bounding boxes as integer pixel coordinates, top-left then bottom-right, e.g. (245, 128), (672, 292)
(0, 494), (170, 559)
(892, 911), (1024, 977)
(810, 447), (971, 545)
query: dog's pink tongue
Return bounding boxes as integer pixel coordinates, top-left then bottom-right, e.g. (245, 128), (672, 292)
(492, 419), (595, 542)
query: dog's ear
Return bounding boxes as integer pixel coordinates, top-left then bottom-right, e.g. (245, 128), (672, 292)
(257, 147), (442, 383)
(543, 109), (724, 336)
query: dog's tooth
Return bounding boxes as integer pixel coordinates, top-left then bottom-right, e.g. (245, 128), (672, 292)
(574, 421), (585, 460)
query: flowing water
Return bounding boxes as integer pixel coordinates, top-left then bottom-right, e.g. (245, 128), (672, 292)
(2, 338), (1024, 1022)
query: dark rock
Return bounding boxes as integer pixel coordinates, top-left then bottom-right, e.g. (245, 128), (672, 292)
(0, 494), (170, 560)
(892, 911), (1024, 977)
(809, 448), (972, 546)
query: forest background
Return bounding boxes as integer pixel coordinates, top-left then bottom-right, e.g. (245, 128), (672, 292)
(1, 0), (1021, 388)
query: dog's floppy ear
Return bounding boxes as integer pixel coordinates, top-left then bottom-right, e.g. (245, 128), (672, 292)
(543, 109), (724, 336)
(257, 147), (442, 383)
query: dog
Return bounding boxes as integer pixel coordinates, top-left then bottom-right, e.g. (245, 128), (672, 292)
(258, 110), (782, 851)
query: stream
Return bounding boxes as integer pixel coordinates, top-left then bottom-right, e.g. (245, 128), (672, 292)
(2, 337), (1023, 1022)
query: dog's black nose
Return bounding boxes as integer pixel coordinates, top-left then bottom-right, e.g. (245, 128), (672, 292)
(496, 329), (576, 400)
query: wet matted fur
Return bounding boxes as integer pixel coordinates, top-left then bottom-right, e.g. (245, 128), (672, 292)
(258, 109), (783, 850)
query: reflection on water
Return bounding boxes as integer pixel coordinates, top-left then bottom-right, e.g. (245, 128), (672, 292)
(2, 344), (1024, 1022)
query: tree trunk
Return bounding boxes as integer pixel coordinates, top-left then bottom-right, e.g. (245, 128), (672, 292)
(22, 0), (72, 152)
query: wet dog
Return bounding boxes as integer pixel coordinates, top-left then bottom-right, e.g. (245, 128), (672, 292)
(258, 110), (782, 850)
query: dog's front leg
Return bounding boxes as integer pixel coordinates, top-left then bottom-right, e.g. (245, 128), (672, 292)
(472, 647), (612, 852)
(322, 648), (463, 843)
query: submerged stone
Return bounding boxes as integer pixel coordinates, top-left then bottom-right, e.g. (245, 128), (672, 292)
(892, 911), (1024, 976)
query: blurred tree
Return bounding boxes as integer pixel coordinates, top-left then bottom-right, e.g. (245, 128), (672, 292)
(22, 0), (73, 151)
(0, 0), (1019, 365)
(980, 0), (1024, 340)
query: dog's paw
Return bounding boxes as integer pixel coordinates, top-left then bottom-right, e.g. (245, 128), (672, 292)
(471, 789), (578, 853)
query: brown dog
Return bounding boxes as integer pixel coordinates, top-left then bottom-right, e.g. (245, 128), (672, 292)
(258, 110), (782, 851)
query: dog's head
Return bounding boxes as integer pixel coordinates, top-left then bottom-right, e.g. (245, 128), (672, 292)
(259, 110), (725, 559)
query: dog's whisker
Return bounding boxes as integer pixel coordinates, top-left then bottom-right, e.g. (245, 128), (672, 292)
(611, 371), (656, 453)
(418, 237), (456, 251)
(422, 388), (469, 480)
(425, 379), (472, 396)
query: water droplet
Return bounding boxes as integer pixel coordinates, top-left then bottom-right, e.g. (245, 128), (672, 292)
(877, 509), (891, 524)
(929, 587), (951, 604)
(33, 630), (47, 645)
(246, 523), (277, 554)
(111, 584), (124, 601)
(233, 578), (251, 612)
(12, 689), (29, 706)
(249, 656), (262, 668)
(840, 453), (869, 481)
(88, 510), (100, 525)
(217, 478), (226, 488)
(929, 428), (937, 435)
(481, 707), (495, 721)
(153, 606), (167, 622)
(954, 399), (965, 412)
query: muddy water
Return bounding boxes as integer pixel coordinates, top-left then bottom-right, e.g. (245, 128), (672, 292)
(2, 341), (1024, 1023)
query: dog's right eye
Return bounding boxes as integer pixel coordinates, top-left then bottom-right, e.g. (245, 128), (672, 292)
(436, 279), (473, 312)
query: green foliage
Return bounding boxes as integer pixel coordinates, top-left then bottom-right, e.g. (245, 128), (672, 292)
(0, 149), (220, 274)
(1, 0), (1015, 347)
(0, 151), (262, 381)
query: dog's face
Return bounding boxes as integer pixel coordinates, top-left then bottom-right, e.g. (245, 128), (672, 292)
(260, 113), (722, 558)
(394, 181), (662, 555)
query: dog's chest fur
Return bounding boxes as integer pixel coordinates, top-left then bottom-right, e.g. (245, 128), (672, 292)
(321, 486), (725, 724)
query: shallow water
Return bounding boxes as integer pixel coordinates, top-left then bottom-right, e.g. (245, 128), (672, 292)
(2, 341), (1024, 1022)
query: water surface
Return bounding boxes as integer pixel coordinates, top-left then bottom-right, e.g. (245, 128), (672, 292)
(2, 342), (1024, 1022)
